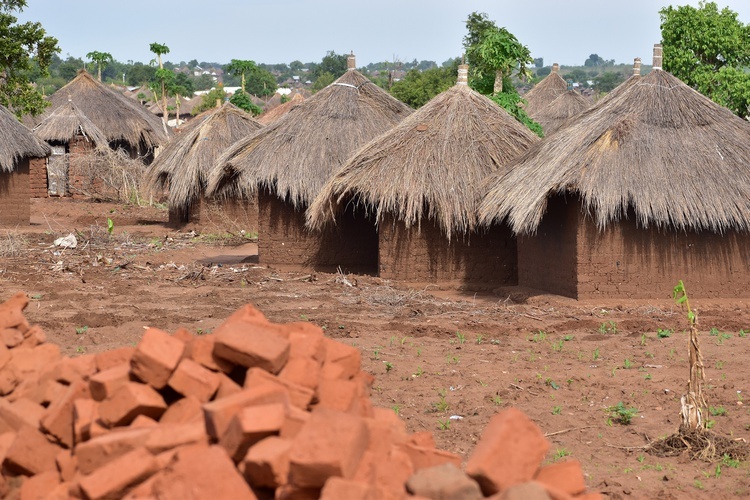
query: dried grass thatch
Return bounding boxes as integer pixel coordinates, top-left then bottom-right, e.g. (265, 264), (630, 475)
(145, 102), (263, 211)
(523, 64), (567, 117)
(206, 68), (413, 207)
(45, 71), (169, 151)
(532, 90), (590, 136)
(32, 100), (108, 148)
(0, 104), (50, 173)
(307, 74), (539, 239)
(479, 68), (750, 235)
(257, 93), (305, 125)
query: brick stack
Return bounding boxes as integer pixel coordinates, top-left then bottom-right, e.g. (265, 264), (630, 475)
(0, 291), (601, 499)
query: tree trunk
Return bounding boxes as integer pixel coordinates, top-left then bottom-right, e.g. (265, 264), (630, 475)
(494, 70), (503, 94)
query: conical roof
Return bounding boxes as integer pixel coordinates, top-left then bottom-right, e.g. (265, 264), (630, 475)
(480, 51), (750, 235)
(257, 93), (305, 125)
(45, 71), (169, 150)
(532, 89), (590, 136)
(145, 102), (263, 210)
(0, 105), (50, 173)
(33, 100), (108, 147)
(307, 65), (539, 239)
(523, 63), (567, 117)
(206, 61), (413, 207)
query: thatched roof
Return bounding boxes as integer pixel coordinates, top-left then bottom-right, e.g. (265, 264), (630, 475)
(257, 93), (305, 125)
(32, 100), (108, 147)
(45, 71), (169, 149)
(532, 90), (590, 136)
(206, 64), (413, 207)
(593, 57), (642, 107)
(307, 65), (539, 238)
(523, 63), (567, 117)
(479, 64), (750, 235)
(0, 104), (50, 173)
(145, 102), (263, 210)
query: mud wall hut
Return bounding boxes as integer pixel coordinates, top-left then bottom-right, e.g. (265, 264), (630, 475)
(207, 54), (413, 273)
(480, 46), (750, 299)
(308, 64), (539, 286)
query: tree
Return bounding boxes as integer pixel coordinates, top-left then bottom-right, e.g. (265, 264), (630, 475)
(312, 51), (348, 80)
(595, 71), (625, 93)
(390, 60), (459, 108)
(463, 12), (541, 136)
(0, 0), (59, 117)
(584, 54), (604, 67)
(660, 1), (750, 117)
(149, 42), (170, 126)
(534, 57), (544, 68)
(191, 86), (228, 116)
(311, 72), (335, 92)
(229, 89), (262, 116)
(86, 50), (112, 81)
(226, 59), (257, 94)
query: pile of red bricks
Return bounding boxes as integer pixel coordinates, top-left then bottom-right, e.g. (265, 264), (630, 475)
(0, 291), (601, 499)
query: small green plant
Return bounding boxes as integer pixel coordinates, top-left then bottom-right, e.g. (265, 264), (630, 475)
(623, 358), (633, 369)
(416, 348), (422, 357)
(644, 373), (652, 380)
(606, 402), (639, 425)
(721, 453), (741, 468)
(490, 338), (501, 345)
(657, 328), (672, 338)
(413, 366), (423, 377)
(709, 327), (721, 336)
(392, 405), (400, 416)
(563, 334), (574, 341)
(76, 346), (85, 354)
(446, 354), (460, 365)
(640, 333), (647, 346)
(715, 360), (725, 369)
(709, 406), (727, 416)
(637, 454), (645, 463)
(492, 395), (503, 406)
(384, 361), (393, 373)
(592, 348), (600, 361)
(433, 389), (449, 412)
(438, 419), (451, 430)
(598, 321), (618, 334)
(551, 339), (564, 352)
(694, 479), (704, 490)
(29, 293), (43, 300)
(552, 405), (562, 415)
(75, 326), (89, 335)
(372, 349), (381, 360)
(455, 331), (466, 344)
(706, 419), (716, 429)
(739, 329), (748, 338)
(553, 448), (570, 461)
(107, 218), (114, 234)
(530, 330), (547, 343)
(475, 334), (485, 345)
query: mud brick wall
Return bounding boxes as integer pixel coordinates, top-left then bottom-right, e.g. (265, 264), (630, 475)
(575, 216), (750, 300)
(258, 190), (378, 273)
(517, 195), (579, 298)
(0, 159), (30, 227)
(199, 197), (259, 235)
(68, 134), (111, 198)
(28, 157), (48, 198)
(378, 214), (517, 287)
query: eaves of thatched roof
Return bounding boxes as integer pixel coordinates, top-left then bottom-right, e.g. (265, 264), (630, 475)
(33, 100), (108, 147)
(45, 71), (169, 149)
(206, 68), (413, 207)
(523, 65), (568, 117)
(307, 71), (539, 239)
(0, 105), (50, 173)
(533, 90), (590, 136)
(257, 93), (305, 125)
(145, 102), (263, 210)
(479, 68), (750, 235)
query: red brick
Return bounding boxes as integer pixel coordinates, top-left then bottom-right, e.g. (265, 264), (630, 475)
(0, 342), (10, 371)
(168, 358), (220, 402)
(0, 398), (39, 432)
(95, 346), (134, 372)
(49, 354), (97, 385)
(190, 334), (233, 372)
(320, 477), (379, 499)
(406, 462), (483, 499)
(130, 327), (185, 389)
(56, 448), (78, 482)
(19, 470), (60, 500)
(130, 414), (159, 428)
(401, 443), (461, 471)
(98, 382), (167, 427)
(4, 425), (60, 475)
(274, 484), (321, 499)
(221, 402), (286, 462)
(466, 408), (551, 495)
(73, 398), (98, 443)
(8, 344), (61, 380)
(79, 447), (158, 500)
(279, 357), (321, 392)
(280, 405), (310, 439)
(287, 323), (326, 361)
(365, 411), (408, 455)
(354, 446), (413, 497)
(215, 304), (269, 333)
(215, 371), (243, 399)
(0, 365), (19, 396)
(149, 444), (257, 499)
(289, 407), (369, 488)
(407, 431), (436, 448)
(89, 363), (131, 401)
(18, 324), (46, 348)
(75, 427), (154, 474)
(171, 327), (194, 355)
(159, 395), (203, 424)
(0, 292), (30, 330)
(0, 328), (23, 349)
(145, 421), (208, 454)
(203, 384), (290, 440)
(315, 377), (360, 413)
(40, 380), (90, 447)
(243, 436), (292, 489)
(320, 338), (361, 380)
(16, 378), (66, 407)
(245, 367), (313, 410)
(496, 481), (552, 500)
(534, 459), (586, 496)
(214, 321), (290, 373)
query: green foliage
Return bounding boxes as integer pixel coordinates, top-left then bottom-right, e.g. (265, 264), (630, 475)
(0, 1), (59, 116)
(311, 50), (348, 80)
(595, 71), (625, 93)
(660, 2), (750, 116)
(86, 50), (112, 81)
(488, 92), (543, 137)
(225, 59), (276, 97)
(673, 280), (696, 325)
(311, 72), (335, 92)
(657, 328), (672, 338)
(389, 62), (458, 108)
(229, 90), (262, 116)
(191, 86), (227, 115)
(606, 402), (639, 425)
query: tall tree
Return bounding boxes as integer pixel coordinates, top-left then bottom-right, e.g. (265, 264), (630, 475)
(660, 1), (750, 117)
(390, 60), (459, 108)
(149, 42), (170, 127)
(86, 50), (112, 81)
(312, 51), (348, 80)
(0, 0), (59, 117)
(463, 12), (542, 136)
(226, 59), (257, 94)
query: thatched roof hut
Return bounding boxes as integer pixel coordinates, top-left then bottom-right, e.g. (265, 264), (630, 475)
(257, 93), (305, 125)
(146, 102), (263, 213)
(523, 63), (567, 117)
(32, 100), (108, 148)
(308, 64), (539, 239)
(45, 70), (168, 153)
(207, 55), (413, 207)
(528, 86), (590, 137)
(0, 105), (50, 173)
(479, 45), (750, 299)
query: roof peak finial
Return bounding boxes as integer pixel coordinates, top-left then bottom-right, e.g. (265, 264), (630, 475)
(552, 63), (559, 73)
(457, 62), (469, 86)
(633, 57), (642, 76)
(652, 44), (663, 71)
(347, 52), (356, 71)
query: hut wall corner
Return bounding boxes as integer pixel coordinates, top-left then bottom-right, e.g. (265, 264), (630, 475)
(0, 159), (31, 227)
(29, 157), (48, 198)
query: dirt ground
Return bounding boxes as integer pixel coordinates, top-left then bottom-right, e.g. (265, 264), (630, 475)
(2, 197), (750, 499)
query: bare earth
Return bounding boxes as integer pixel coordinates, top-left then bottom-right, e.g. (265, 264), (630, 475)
(2, 197), (750, 499)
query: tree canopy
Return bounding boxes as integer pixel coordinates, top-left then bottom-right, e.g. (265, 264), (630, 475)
(390, 60), (459, 108)
(0, 0), (59, 116)
(660, 1), (750, 117)
(86, 50), (112, 81)
(229, 89), (262, 116)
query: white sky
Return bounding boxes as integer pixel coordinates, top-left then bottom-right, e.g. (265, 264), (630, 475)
(16, 1), (750, 67)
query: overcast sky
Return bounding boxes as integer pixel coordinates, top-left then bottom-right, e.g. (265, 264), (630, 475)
(16, 1), (750, 68)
